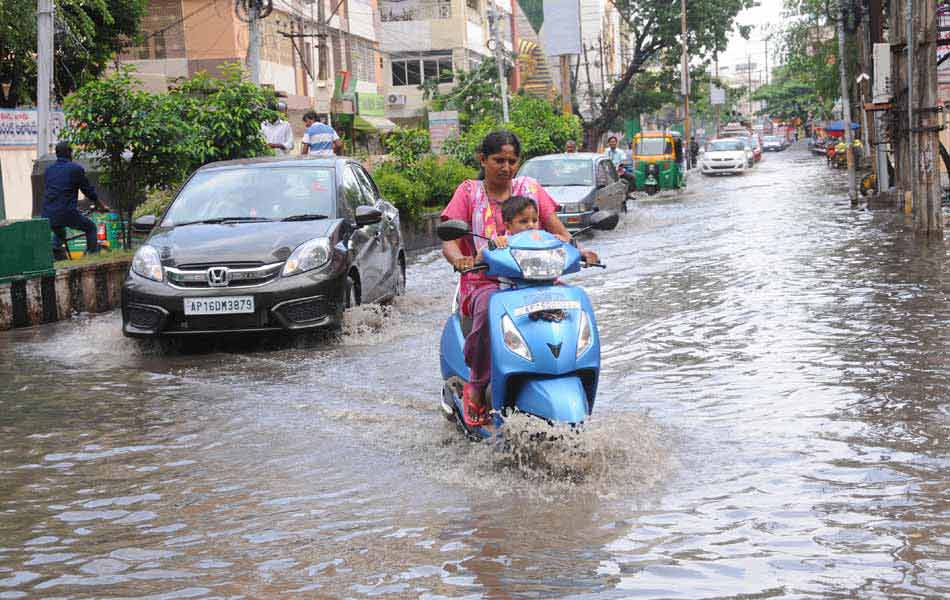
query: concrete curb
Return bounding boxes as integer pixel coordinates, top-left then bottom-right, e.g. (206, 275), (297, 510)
(0, 259), (130, 331)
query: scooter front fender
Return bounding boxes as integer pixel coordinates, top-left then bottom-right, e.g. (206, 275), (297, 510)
(515, 375), (589, 424)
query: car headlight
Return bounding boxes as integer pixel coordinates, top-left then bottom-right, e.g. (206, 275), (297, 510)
(283, 237), (331, 276)
(511, 247), (566, 280)
(131, 245), (163, 282)
(502, 314), (532, 361)
(576, 310), (592, 357)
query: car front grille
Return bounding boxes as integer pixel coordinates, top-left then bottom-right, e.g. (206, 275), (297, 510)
(165, 262), (283, 289)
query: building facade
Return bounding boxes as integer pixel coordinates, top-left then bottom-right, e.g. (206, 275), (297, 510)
(377, 0), (516, 119)
(119, 0), (386, 126)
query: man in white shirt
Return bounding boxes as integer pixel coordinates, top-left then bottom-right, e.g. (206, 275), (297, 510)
(261, 101), (294, 155)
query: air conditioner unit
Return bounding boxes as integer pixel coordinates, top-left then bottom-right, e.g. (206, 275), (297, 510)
(387, 93), (407, 106)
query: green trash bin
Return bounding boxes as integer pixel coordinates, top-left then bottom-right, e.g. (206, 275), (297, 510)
(0, 219), (55, 280)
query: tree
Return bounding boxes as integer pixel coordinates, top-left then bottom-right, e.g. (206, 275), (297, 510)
(0, 0), (148, 108)
(168, 64), (278, 172)
(421, 59), (503, 129)
(582, 0), (754, 147)
(62, 65), (278, 245)
(443, 95), (582, 167)
(63, 68), (197, 247)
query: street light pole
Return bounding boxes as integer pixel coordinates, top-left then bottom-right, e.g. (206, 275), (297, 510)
(836, 0), (857, 204)
(248, 2), (262, 84)
(487, 0), (510, 123)
(37, 0), (54, 157)
(681, 0), (690, 158)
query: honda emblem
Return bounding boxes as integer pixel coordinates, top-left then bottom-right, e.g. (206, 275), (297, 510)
(207, 266), (230, 287)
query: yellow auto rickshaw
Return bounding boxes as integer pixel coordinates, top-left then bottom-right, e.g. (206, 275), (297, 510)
(631, 132), (685, 194)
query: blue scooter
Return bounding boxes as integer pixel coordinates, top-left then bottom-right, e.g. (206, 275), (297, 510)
(437, 211), (619, 438)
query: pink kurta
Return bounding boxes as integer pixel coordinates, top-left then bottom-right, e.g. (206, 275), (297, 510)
(440, 176), (560, 316)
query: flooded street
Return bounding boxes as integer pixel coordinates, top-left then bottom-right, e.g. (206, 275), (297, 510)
(2, 146), (950, 598)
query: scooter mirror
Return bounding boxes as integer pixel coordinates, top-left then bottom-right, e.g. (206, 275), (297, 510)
(437, 219), (471, 241)
(590, 210), (619, 231)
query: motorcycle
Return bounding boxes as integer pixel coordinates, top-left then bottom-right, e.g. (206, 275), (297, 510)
(436, 211), (620, 439)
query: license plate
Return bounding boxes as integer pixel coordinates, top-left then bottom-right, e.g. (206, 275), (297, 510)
(567, 216), (580, 224)
(513, 300), (581, 317)
(184, 296), (255, 315)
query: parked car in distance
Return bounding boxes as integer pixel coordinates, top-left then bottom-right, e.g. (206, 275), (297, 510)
(762, 135), (786, 152)
(122, 157), (405, 338)
(700, 138), (751, 176)
(517, 153), (627, 231)
(733, 137), (758, 167)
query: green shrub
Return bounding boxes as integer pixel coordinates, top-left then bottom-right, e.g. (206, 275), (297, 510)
(133, 188), (175, 219)
(415, 155), (477, 207)
(372, 163), (429, 220)
(444, 95), (582, 168)
(373, 155), (476, 219)
(382, 128), (431, 168)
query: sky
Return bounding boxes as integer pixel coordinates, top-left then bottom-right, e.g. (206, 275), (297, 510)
(718, 0), (787, 73)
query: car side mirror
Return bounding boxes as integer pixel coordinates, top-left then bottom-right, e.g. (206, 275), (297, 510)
(590, 210), (619, 231)
(132, 214), (157, 232)
(355, 205), (383, 227)
(437, 219), (471, 241)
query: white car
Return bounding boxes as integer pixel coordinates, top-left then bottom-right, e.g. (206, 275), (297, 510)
(700, 139), (752, 176)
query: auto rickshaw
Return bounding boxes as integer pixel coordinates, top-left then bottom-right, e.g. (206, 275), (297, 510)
(630, 131), (686, 195)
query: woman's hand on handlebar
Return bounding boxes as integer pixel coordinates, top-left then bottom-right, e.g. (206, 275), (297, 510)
(581, 249), (599, 265)
(450, 256), (476, 272)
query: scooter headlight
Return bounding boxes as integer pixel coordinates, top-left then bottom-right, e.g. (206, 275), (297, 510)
(577, 310), (592, 357)
(511, 248), (566, 281)
(502, 314), (532, 361)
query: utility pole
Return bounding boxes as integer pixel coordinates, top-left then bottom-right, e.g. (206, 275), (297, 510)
(836, 0), (857, 204)
(912, 0), (941, 235)
(487, 0), (510, 122)
(681, 0), (690, 158)
(714, 53), (721, 138)
(36, 0), (54, 158)
(247, 2), (262, 85)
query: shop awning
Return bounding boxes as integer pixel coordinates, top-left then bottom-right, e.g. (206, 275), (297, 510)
(354, 115), (397, 133)
(825, 120), (860, 132)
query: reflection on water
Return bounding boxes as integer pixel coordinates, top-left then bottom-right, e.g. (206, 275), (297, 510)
(1, 147), (949, 598)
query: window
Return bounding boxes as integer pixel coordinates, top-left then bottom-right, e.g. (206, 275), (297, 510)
(406, 60), (422, 85)
(351, 165), (380, 203)
(438, 56), (453, 83)
(391, 54), (454, 87)
(352, 38), (377, 84)
(341, 167), (369, 211)
(392, 61), (407, 86)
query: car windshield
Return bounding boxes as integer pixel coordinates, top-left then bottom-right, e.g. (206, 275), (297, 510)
(163, 167), (336, 226)
(635, 137), (672, 156)
(764, 136), (780, 142)
(519, 159), (593, 186)
(709, 140), (744, 152)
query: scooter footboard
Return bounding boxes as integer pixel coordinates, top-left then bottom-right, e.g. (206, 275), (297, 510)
(514, 375), (589, 424)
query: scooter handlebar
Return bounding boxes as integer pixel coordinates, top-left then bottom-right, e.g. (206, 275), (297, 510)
(582, 261), (606, 269)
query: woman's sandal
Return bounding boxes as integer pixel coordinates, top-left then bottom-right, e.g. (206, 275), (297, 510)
(462, 383), (491, 428)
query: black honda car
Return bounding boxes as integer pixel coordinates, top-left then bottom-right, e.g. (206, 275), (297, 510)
(122, 157), (405, 337)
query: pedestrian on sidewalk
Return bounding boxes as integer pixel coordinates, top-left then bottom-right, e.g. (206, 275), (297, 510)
(261, 101), (294, 156)
(301, 111), (343, 157)
(42, 142), (110, 260)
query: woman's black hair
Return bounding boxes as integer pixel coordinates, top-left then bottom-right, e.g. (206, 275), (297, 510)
(479, 130), (521, 158)
(501, 195), (537, 224)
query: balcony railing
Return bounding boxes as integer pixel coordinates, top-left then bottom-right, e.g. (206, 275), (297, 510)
(380, 0), (452, 22)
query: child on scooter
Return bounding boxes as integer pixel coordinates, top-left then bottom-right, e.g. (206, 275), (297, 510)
(474, 195), (539, 263)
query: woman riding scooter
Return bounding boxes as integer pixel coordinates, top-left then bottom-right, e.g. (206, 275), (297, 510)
(441, 130), (599, 427)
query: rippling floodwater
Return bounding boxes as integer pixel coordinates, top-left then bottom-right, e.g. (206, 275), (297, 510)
(2, 146), (949, 598)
